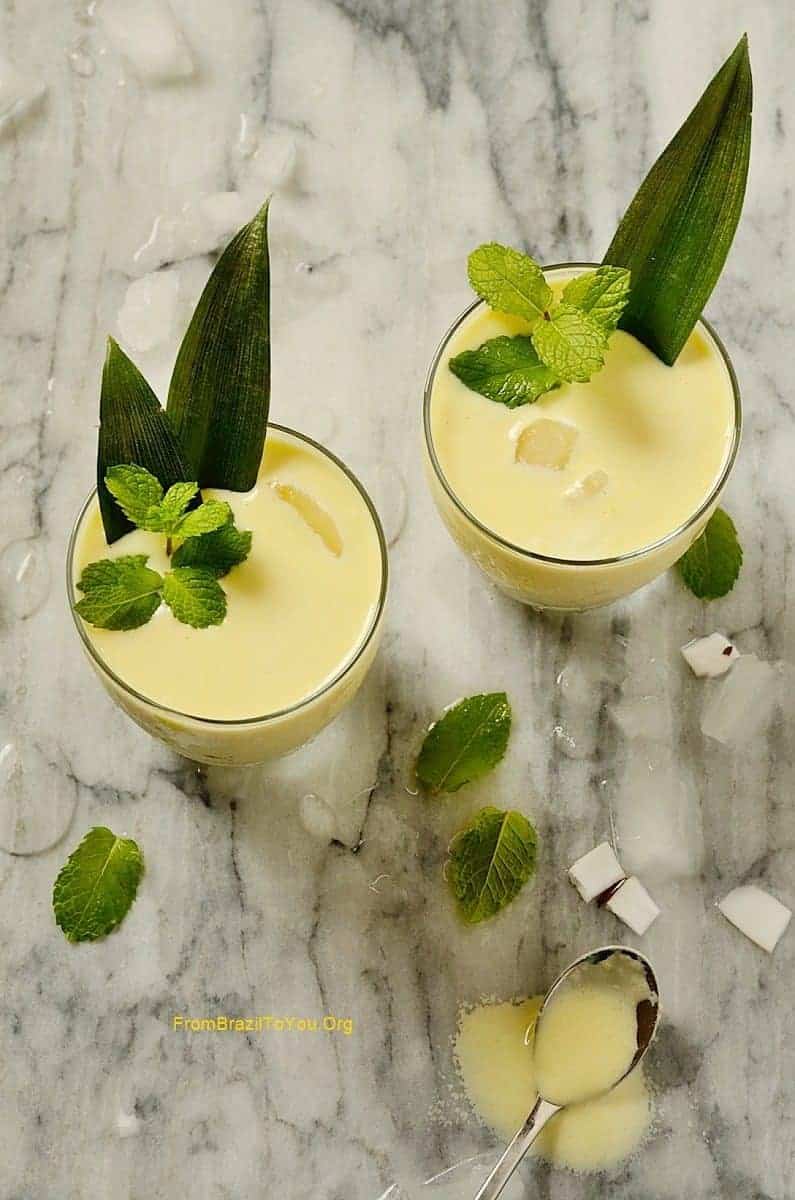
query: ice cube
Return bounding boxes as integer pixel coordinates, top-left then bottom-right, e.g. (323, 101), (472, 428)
(116, 1110), (141, 1139)
(700, 654), (779, 746)
(606, 876), (660, 935)
(568, 841), (626, 903)
(681, 632), (739, 678)
(272, 483), (342, 556)
(718, 884), (791, 953)
(99, 0), (194, 83)
(565, 468), (608, 499)
(610, 695), (668, 742)
(514, 419), (577, 470)
(197, 192), (256, 243)
(247, 128), (298, 190)
(117, 269), (180, 352)
(298, 792), (337, 842)
(0, 57), (46, 135)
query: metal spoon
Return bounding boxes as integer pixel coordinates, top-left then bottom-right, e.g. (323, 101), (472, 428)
(472, 945), (660, 1200)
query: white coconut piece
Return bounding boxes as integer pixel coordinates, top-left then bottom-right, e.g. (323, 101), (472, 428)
(681, 632), (739, 678)
(100, 0), (194, 83)
(606, 876), (660, 936)
(718, 885), (791, 953)
(568, 841), (625, 903)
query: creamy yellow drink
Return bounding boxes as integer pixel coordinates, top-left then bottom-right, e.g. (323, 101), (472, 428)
(426, 266), (739, 610)
(70, 427), (387, 764)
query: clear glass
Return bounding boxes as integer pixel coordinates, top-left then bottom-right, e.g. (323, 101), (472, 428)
(67, 424), (389, 765)
(423, 263), (742, 612)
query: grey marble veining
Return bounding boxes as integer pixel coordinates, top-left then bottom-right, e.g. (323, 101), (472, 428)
(1, 1), (794, 1197)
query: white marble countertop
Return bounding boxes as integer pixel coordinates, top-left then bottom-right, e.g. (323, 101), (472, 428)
(1, 2), (794, 1197)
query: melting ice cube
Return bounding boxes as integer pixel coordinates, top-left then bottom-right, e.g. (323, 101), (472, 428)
(565, 468), (608, 500)
(514, 419), (577, 470)
(700, 654), (779, 746)
(197, 192), (256, 243)
(298, 792), (337, 842)
(117, 269), (179, 352)
(246, 128), (298, 191)
(99, 0), (194, 83)
(271, 483), (342, 556)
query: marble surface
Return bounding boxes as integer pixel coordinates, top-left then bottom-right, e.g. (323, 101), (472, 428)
(1, 1), (794, 1197)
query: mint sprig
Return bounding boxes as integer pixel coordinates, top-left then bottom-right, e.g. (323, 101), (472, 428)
(53, 826), (144, 943)
(75, 464), (251, 631)
(450, 246), (630, 408)
(447, 806), (538, 924)
(677, 507), (742, 599)
(416, 692), (512, 794)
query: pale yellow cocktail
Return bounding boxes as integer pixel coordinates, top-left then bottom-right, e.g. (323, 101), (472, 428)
(425, 265), (740, 610)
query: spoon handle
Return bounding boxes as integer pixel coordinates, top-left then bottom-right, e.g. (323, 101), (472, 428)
(472, 1097), (560, 1200)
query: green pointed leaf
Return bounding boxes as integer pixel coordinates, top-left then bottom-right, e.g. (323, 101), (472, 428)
(171, 522), (252, 577)
(173, 498), (232, 541)
(74, 555), (163, 630)
(532, 305), (608, 383)
(98, 338), (194, 544)
(162, 567), (227, 628)
(416, 692), (512, 794)
(447, 807), (537, 924)
(467, 243), (552, 329)
(677, 507), (742, 599)
(604, 36), (752, 364)
(167, 199), (271, 489)
(449, 336), (560, 408)
(562, 266), (631, 333)
(53, 826), (144, 943)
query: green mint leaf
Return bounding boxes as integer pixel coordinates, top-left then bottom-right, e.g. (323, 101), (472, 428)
(532, 304), (608, 383)
(171, 521), (253, 577)
(447, 807), (537, 924)
(604, 36), (752, 364)
(162, 567), (227, 628)
(158, 481), (200, 530)
(449, 336), (560, 408)
(105, 464), (164, 527)
(173, 499), (232, 541)
(677, 508), (742, 600)
(561, 266), (631, 333)
(416, 692), (512, 794)
(53, 826), (144, 943)
(467, 243), (552, 330)
(74, 555), (163, 630)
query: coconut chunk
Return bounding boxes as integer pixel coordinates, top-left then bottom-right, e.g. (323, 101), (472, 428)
(681, 632), (739, 678)
(565, 469), (608, 500)
(568, 842), (625, 903)
(271, 482), (342, 556)
(515, 419), (577, 470)
(606, 876), (660, 936)
(718, 885), (791, 953)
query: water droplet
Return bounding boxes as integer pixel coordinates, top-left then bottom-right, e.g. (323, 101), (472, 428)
(68, 48), (95, 77)
(298, 792), (337, 841)
(236, 112), (257, 158)
(0, 538), (50, 619)
(369, 463), (407, 546)
(0, 738), (77, 856)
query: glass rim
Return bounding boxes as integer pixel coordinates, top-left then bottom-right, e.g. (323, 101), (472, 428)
(422, 261), (743, 569)
(66, 422), (390, 729)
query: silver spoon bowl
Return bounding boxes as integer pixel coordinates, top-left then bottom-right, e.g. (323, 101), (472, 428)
(472, 945), (660, 1200)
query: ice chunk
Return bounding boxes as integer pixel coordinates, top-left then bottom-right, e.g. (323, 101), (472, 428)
(131, 196), (257, 274)
(514, 419), (577, 470)
(0, 57), (46, 135)
(565, 469), (608, 500)
(0, 537), (51, 619)
(298, 792), (337, 842)
(568, 841), (625, 903)
(272, 483), (342, 556)
(718, 885), (791, 953)
(68, 47), (95, 77)
(247, 128), (298, 190)
(117, 269), (179, 352)
(197, 192), (256, 243)
(610, 695), (668, 742)
(116, 1109), (141, 1139)
(700, 654), (779, 746)
(681, 632), (739, 678)
(606, 876), (660, 935)
(99, 0), (194, 82)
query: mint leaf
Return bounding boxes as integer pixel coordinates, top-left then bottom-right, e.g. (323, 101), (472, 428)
(532, 304), (608, 383)
(105, 464), (164, 527)
(467, 243), (552, 329)
(158, 481), (199, 530)
(171, 522), (252, 577)
(162, 567), (227, 627)
(562, 266), (631, 333)
(173, 499), (232, 541)
(53, 826), (144, 943)
(74, 555), (163, 630)
(677, 508), (742, 599)
(416, 692), (512, 794)
(449, 336), (560, 408)
(447, 807), (537, 924)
